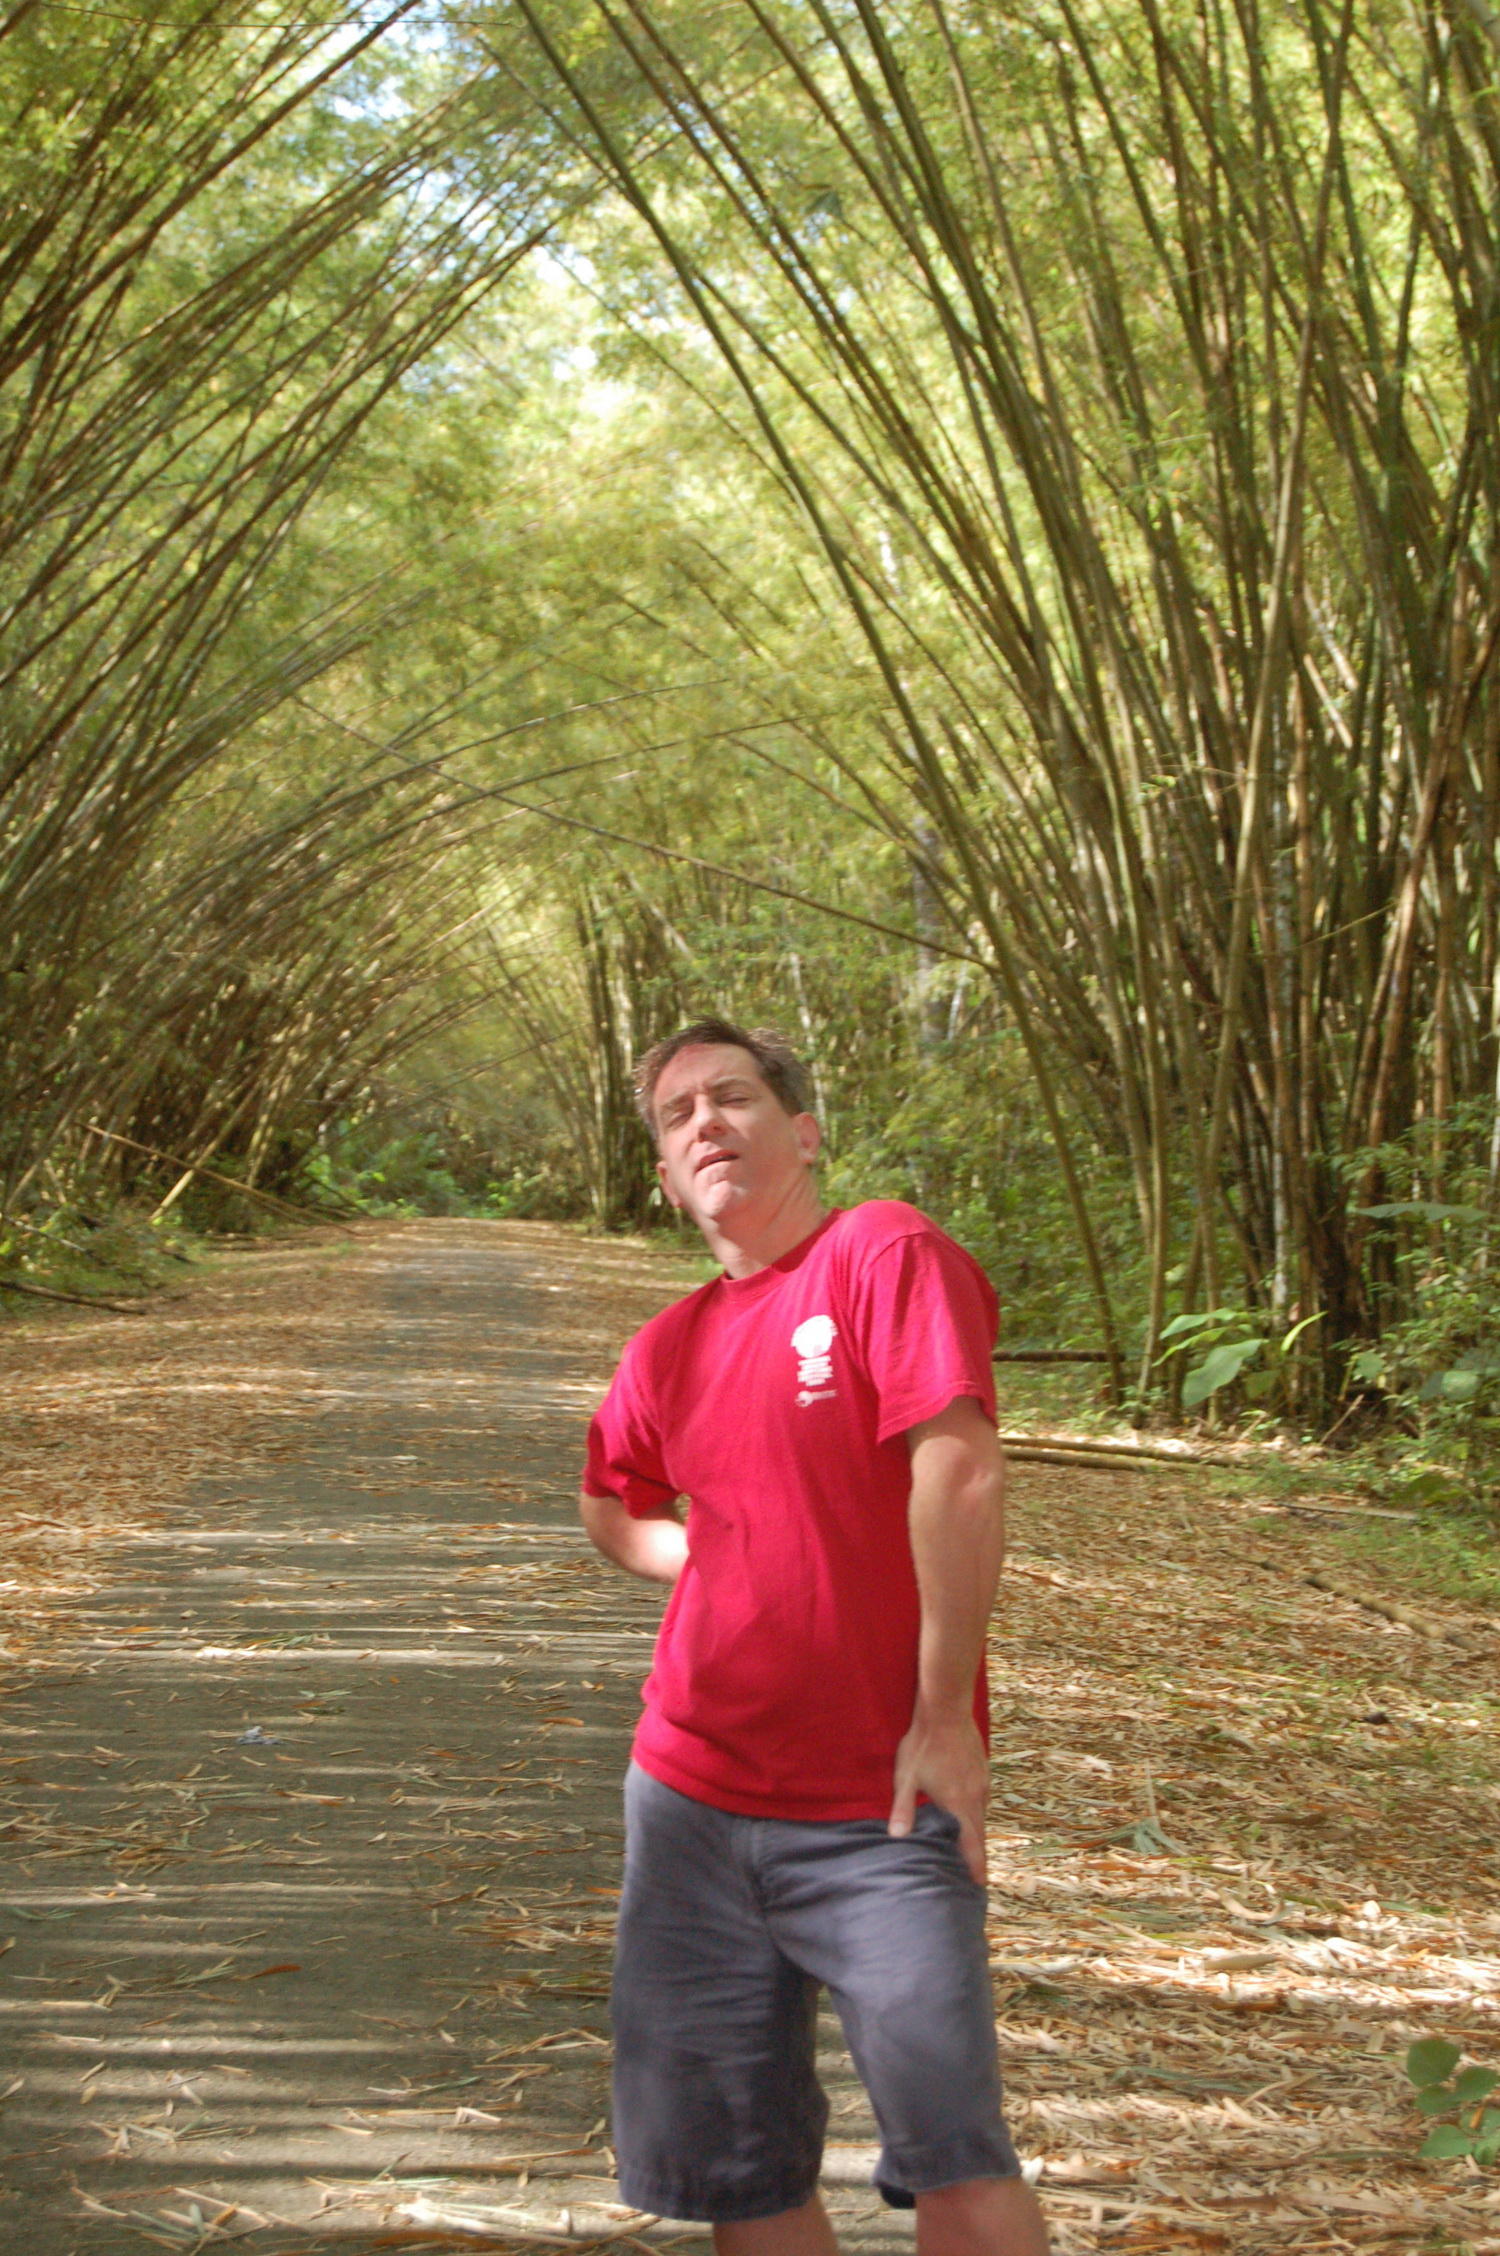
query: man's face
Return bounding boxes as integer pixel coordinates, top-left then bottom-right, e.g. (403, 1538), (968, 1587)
(652, 1043), (819, 1239)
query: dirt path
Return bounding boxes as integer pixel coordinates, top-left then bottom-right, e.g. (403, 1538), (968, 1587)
(2, 1219), (1498, 2254)
(0, 1221), (704, 2249)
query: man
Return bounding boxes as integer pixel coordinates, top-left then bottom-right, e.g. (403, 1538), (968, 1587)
(581, 1017), (1046, 2256)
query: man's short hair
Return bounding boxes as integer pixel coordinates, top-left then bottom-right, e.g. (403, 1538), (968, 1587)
(633, 1018), (813, 1135)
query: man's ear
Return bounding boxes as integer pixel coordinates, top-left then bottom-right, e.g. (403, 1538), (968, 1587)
(656, 1154), (684, 1210)
(794, 1113), (821, 1165)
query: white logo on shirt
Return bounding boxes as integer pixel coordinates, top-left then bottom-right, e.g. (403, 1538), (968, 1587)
(791, 1314), (838, 1407)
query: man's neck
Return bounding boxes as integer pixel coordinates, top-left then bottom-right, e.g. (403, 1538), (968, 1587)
(702, 1184), (827, 1279)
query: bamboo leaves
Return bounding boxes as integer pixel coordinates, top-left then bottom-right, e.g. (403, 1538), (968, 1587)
(0, 4), (562, 1225)
(506, 0), (1500, 1400)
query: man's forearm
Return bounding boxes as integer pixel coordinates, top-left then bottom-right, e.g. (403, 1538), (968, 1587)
(908, 1444), (1005, 1718)
(890, 1403), (1006, 1876)
(579, 1490), (688, 1585)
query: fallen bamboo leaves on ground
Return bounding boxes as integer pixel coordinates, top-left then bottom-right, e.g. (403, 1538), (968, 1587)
(1, 1220), (1496, 2256)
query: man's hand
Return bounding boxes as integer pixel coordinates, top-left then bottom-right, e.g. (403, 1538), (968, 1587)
(888, 1710), (990, 1884)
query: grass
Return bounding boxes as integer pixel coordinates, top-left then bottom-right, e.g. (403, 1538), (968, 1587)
(1330, 1503), (1500, 1612)
(0, 1198), (353, 1323)
(0, 1203), (198, 1310)
(981, 1348), (1500, 1619)
(992, 1361), (1113, 1430)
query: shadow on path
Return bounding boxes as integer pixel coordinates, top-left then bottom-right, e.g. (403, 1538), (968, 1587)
(7, 1220), (1498, 2253)
(0, 1222), (899, 2250)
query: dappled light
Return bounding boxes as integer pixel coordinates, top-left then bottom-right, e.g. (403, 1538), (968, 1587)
(5, 0), (1500, 2240)
(1, 1222), (1496, 2251)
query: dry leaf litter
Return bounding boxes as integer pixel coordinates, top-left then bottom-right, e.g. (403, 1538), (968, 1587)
(0, 1218), (1494, 2255)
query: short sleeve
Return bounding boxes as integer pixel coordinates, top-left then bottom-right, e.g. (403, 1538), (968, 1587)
(845, 1225), (998, 1445)
(583, 1339), (680, 1515)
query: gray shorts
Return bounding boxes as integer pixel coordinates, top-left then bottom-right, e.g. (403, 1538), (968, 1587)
(611, 1764), (1020, 2224)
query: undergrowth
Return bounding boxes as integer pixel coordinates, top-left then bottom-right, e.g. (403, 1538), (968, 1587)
(0, 1203), (203, 1313)
(0, 1198), (356, 1322)
(1331, 1505), (1500, 1612)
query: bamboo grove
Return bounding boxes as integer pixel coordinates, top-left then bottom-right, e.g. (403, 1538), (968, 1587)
(0, 1), (562, 1231)
(506, 0), (1500, 1406)
(5, 0), (1500, 1427)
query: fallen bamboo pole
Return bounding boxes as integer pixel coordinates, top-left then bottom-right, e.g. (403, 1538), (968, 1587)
(997, 1432), (1257, 1469)
(993, 1349), (1111, 1364)
(0, 1275), (145, 1317)
(1250, 1558), (1492, 1649)
(82, 1125), (351, 1231)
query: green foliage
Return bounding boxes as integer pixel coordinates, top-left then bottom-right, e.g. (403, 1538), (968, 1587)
(6, 0), (1500, 1584)
(0, 1201), (200, 1312)
(1156, 1309), (1326, 1415)
(1158, 1311), (1267, 1410)
(1333, 1115), (1500, 1488)
(306, 1096), (571, 1220)
(1335, 1495), (1500, 1607)
(504, 0), (1500, 1433)
(1143, 1112), (1500, 1446)
(818, 1042), (1143, 1343)
(1405, 2041), (1500, 2167)
(304, 1132), (463, 1218)
(482, 1164), (582, 1221)
(0, 0), (557, 1242)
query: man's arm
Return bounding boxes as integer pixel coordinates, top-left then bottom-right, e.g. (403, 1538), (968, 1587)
(579, 1489), (689, 1586)
(888, 1394), (1006, 1884)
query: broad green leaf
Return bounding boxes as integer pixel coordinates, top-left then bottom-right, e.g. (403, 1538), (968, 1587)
(1159, 1308), (1237, 1341)
(1407, 2038), (1462, 2088)
(1452, 2068), (1499, 2104)
(1182, 1336), (1263, 1408)
(1419, 1368), (1481, 1402)
(1349, 1349), (1385, 1385)
(1420, 2124), (1474, 2159)
(1417, 2086), (1456, 2113)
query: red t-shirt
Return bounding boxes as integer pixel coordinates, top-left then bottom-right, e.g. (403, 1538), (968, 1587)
(582, 1201), (999, 1820)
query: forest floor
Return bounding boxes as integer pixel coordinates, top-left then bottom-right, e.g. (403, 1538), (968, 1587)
(0, 1217), (1497, 2256)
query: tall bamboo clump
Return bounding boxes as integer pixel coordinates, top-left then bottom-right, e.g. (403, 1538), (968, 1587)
(0, 0), (555, 1223)
(510, 0), (1500, 1402)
